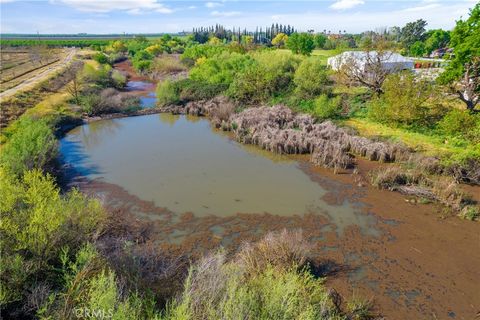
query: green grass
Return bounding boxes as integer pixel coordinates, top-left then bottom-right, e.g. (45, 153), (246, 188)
(311, 49), (340, 65)
(342, 117), (480, 163)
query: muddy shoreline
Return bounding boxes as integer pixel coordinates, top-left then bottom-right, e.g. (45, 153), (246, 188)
(57, 59), (480, 319)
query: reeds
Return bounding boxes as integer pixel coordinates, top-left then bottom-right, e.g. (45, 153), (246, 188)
(235, 229), (310, 276)
(229, 105), (407, 170)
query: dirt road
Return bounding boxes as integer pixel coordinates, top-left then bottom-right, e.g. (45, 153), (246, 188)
(0, 48), (77, 100)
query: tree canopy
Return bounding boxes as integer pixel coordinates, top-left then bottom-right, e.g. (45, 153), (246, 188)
(439, 3), (480, 111)
(401, 19), (427, 50)
(286, 33), (315, 55)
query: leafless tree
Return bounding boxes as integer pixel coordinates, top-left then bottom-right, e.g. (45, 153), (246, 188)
(65, 65), (82, 104)
(456, 57), (479, 112)
(336, 38), (400, 94)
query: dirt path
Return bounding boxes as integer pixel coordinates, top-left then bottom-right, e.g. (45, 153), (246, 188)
(0, 48), (77, 100)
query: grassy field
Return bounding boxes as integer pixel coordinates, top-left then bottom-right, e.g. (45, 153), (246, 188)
(311, 49), (340, 64)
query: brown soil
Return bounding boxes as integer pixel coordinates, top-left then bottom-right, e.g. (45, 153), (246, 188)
(114, 59), (149, 82)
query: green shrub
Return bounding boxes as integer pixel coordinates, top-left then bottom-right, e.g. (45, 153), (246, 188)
(132, 50), (153, 72)
(229, 63), (271, 104)
(459, 205), (480, 221)
(438, 109), (480, 142)
(286, 33), (315, 55)
(81, 63), (112, 88)
(181, 44), (228, 65)
(0, 117), (57, 176)
(39, 244), (159, 319)
(111, 69), (127, 88)
(250, 50), (301, 94)
(165, 253), (340, 320)
(190, 51), (254, 86)
(294, 57), (331, 98)
(0, 169), (105, 308)
(93, 52), (109, 64)
(368, 72), (443, 126)
(156, 80), (180, 106)
(313, 94), (342, 119)
(79, 93), (103, 115)
(177, 79), (228, 102)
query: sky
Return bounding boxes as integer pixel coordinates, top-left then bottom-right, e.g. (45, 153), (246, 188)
(0, 0), (477, 34)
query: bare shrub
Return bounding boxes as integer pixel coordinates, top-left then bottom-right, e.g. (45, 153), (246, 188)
(431, 177), (472, 211)
(446, 159), (480, 185)
(311, 139), (354, 169)
(81, 88), (140, 116)
(371, 165), (478, 212)
(151, 55), (187, 77)
(229, 105), (407, 170)
(96, 210), (188, 304)
(24, 283), (51, 314)
(180, 251), (229, 317)
(370, 166), (425, 190)
(235, 229), (311, 275)
(209, 100), (235, 128)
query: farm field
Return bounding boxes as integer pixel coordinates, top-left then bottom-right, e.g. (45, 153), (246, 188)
(0, 47), (69, 93)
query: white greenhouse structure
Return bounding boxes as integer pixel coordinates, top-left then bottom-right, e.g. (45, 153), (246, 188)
(327, 51), (414, 72)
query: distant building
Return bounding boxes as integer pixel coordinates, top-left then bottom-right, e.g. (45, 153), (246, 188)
(327, 51), (414, 72)
(429, 48), (452, 59)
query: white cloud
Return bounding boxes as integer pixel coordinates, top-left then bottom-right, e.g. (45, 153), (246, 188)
(58, 0), (172, 14)
(403, 3), (441, 12)
(188, 5), (197, 9)
(205, 2), (222, 8)
(127, 8), (142, 15)
(211, 10), (241, 17)
(330, 0), (365, 10)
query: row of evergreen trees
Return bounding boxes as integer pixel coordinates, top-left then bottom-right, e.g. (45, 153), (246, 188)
(192, 23), (297, 44)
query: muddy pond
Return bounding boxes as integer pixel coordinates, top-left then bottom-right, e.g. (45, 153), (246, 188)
(60, 113), (378, 235)
(59, 64), (480, 319)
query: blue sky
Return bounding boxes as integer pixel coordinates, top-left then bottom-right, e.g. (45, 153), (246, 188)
(1, 0), (477, 34)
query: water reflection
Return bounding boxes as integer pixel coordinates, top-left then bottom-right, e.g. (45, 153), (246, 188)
(78, 119), (123, 149)
(60, 114), (379, 235)
(158, 113), (180, 126)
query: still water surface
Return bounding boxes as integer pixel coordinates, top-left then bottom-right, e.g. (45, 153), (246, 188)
(60, 113), (367, 223)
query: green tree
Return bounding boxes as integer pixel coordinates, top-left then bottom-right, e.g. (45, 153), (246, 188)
(294, 57), (330, 98)
(368, 72), (437, 125)
(208, 36), (222, 45)
(409, 41), (426, 57)
(438, 3), (480, 111)
(272, 33), (288, 48)
(424, 29), (450, 54)
(314, 34), (327, 49)
(401, 19), (427, 50)
(286, 33), (315, 55)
